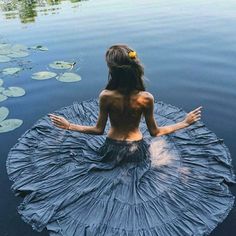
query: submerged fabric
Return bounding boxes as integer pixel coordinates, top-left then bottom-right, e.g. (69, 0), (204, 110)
(6, 98), (236, 236)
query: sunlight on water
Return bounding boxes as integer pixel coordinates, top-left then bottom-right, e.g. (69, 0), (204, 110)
(149, 138), (174, 167)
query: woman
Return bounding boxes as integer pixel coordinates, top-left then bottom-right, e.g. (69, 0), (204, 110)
(7, 44), (235, 236)
(49, 44), (202, 139)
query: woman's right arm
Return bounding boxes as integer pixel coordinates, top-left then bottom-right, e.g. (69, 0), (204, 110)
(143, 93), (202, 137)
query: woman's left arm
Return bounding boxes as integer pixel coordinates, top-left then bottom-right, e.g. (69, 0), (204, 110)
(49, 90), (109, 135)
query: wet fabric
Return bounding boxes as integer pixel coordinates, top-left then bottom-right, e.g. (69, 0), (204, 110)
(6, 98), (236, 236)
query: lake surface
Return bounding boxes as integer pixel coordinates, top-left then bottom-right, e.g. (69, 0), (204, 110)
(1, 0), (236, 235)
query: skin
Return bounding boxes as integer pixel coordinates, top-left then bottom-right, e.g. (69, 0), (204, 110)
(49, 89), (202, 141)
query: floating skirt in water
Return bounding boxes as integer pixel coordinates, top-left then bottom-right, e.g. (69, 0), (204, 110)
(6, 98), (236, 236)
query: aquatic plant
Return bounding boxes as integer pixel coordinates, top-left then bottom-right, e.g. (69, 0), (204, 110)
(0, 106), (23, 133)
(30, 45), (48, 51)
(0, 43), (29, 61)
(56, 72), (81, 82)
(49, 61), (75, 69)
(0, 93), (7, 102)
(2, 87), (26, 97)
(2, 67), (21, 75)
(31, 71), (57, 80)
(0, 55), (11, 63)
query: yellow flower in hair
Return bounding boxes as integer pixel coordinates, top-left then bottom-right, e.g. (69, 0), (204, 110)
(128, 51), (137, 59)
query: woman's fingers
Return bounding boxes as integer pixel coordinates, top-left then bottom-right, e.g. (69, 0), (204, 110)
(48, 113), (68, 129)
(49, 114), (64, 123)
(49, 114), (61, 120)
(50, 117), (61, 122)
(194, 106), (202, 111)
(191, 106), (202, 113)
(52, 122), (64, 129)
(50, 118), (61, 124)
(52, 120), (61, 125)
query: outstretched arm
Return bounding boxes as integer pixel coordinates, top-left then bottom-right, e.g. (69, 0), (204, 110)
(143, 93), (202, 137)
(49, 90), (109, 135)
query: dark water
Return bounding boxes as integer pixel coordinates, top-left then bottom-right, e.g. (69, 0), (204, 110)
(0, 0), (236, 235)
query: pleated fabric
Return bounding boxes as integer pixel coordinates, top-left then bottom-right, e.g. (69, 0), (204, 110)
(6, 98), (236, 236)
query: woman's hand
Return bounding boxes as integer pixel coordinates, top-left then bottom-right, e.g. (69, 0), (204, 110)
(48, 113), (70, 130)
(183, 106), (202, 126)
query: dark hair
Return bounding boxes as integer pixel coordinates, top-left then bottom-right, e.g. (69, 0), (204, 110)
(105, 44), (145, 94)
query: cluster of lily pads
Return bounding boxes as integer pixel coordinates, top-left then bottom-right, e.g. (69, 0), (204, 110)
(0, 41), (82, 133)
(0, 43), (48, 62)
(0, 43), (30, 62)
(32, 61), (81, 82)
(0, 43), (82, 82)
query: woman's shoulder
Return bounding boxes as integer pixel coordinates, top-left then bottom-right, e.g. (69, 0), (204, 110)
(100, 89), (153, 97)
(139, 91), (154, 99)
(99, 90), (154, 104)
(137, 91), (155, 105)
(99, 89), (114, 98)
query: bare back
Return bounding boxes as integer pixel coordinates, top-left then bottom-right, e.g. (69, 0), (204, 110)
(104, 90), (150, 141)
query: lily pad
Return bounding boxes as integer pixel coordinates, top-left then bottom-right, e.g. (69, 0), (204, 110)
(0, 94), (8, 102)
(0, 119), (23, 133)
(0, 43), (29, 58)
(0, 43), (11, 49)
(0, 106), (9, 122)
(56, 72), (81, 82)
(49, 61), (75, 69)
(2, 87), (26, 97)
(0, 79), (3, 86)
(11, 44), (28, 51)
(0, 44), (12, 55)
(0, 87), (5, 93)
(0, 55), (11, 63)
(8, 51), (29, 58)
(2, 67), (21, 75)
(32, 71), (57, 80)
(30, 45), (48, 51)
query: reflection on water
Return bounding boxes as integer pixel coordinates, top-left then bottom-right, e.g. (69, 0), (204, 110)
(0, 0), (85, 23)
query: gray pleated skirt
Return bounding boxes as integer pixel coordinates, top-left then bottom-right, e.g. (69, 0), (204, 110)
(6, 98), (236, 236)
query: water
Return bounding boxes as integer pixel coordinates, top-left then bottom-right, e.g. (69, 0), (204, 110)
(1, 0), (236, 235)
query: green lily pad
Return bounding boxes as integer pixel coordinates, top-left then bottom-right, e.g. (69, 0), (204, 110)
(0, 87), (5, 93)
(49, 61), (75, 69)
(0, 43), (29, 58)
(0, 55), (11, 62)
(0, 119), (23, 133)
(11, 44), (28, 51)
(30, 45), (48, 51)
(2, 87), (26, 97)
(8, 51), (29, 58)
(0, 44), (12, 55)
(0, 94), (8, 102)
(0, 106), (9, 122)
(0, 107), (9, 122)
(32, 71), (57, 80)
(2, 67), (21, 75)
(0, 43), (11, 49)
(56, 72), (81, 82)
(0, 79), (3, 86)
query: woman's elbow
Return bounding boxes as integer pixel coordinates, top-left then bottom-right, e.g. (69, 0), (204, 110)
(150, 129), (160, 137)
(95, 127), (105, 135)
(149, 125), (165, 137)
(97, 130), (104, 135)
